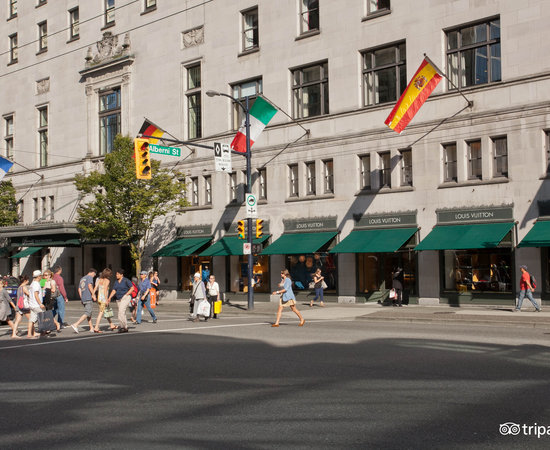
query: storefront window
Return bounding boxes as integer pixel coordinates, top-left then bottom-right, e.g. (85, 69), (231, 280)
(357, 251), (416, 295)
(232, 255), (270, 293)
(286, 253), (337, 292)
(443, 249), (512, 293)
(180, 256), (212, 291)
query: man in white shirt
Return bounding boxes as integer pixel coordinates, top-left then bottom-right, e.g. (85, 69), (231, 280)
(28, 270), (45, 337)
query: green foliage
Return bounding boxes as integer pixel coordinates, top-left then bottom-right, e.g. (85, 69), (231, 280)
(75, 135), (188, 271)
(0, 180), (19, 227)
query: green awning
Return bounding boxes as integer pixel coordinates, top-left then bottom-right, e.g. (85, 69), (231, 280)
(261, 231), (337, 255)
(518, 221), (550, 247)
(330, 228), (418, 253)
(199, 235), (270, 256)
(415, 222), (514, 250)
(11, 247), (42, 258)
(152, 237), (211, 257)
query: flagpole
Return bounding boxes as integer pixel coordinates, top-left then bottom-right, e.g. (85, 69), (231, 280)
(423, 53), (473, 108)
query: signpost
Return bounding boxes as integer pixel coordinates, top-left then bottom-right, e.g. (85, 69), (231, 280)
(214, 142), (232, 172)
(245, 193), (257, 219)
(149, 143), (181, 157)
(243, 242), (251, 255)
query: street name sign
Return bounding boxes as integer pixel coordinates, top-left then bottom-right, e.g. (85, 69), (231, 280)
(246, 193), (258, 219)
(149, 144), (181, 157)
(214, 142), (232, 172)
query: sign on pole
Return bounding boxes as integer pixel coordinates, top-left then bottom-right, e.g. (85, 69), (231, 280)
(149, 143), (181, 157)
(245, 194), (257, 219)
(214, 142), (232, 172)
(243, 243), (251, 255)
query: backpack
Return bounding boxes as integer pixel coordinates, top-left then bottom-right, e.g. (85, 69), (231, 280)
(530, 274), (537, 289)
(130, 282), (138, 298)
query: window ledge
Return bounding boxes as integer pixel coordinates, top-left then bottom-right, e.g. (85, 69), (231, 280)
(183, 205), (213, 212)
(101, 23), (115, 31)
(361, 9), (391, 22)
(141, 6), (157, 16)
(258, 198), (268, 205)
(7, 14), (17, 21)
(36, 2), (47, 8)
(225, 201), (244, 208)
(7, 60), (18, 66)
(285, 193), (334, 203)
(295, 29), (320, 41)
(238, 47), (260, 58)
(36, 49), (48, 56)
(438, 178), (509, 189)
(67, 36), (80, 44)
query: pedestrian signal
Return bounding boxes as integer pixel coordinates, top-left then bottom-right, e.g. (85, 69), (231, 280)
(237, 220), (245, 239)
(255, 219), (264, 239)
(135, 138), (151, 180)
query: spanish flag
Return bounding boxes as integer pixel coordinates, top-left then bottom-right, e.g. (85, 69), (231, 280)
(138, 119), (165, 144)
(384, 57), (443, 134)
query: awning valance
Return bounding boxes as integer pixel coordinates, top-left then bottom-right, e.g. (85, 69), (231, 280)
(518, 221), (550, 247)
(260, 231), (337, 255)
(152, 237), (211, 257)
(330, 228), (417, 253)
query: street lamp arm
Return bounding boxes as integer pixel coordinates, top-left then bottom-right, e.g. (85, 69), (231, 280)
(206, 90), (247, 114)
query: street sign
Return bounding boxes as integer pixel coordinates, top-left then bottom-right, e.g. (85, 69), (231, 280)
(243, 243), (251, 255)
(149, 143), (181, 157)
(214, 142), (232, 172)
(246, 193), (257, 218)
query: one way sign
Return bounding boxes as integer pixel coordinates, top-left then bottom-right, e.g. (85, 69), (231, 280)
(214, 142), (232, 172)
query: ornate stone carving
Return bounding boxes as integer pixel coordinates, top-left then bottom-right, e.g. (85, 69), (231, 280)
(36, 78), (50, 94)
(85, 31), (131, 67)
(182, 26), (204, 48)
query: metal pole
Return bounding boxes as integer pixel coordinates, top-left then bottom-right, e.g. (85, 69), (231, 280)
(245, 96), (254, 310)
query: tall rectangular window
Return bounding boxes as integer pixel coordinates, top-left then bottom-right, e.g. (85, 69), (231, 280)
(258, 168), (267, 200)
(69, 7), (80, 40)
(105, 0), (115, 26)
(363, 42), (406, 106)
(323, 159), (334, 193)
(186, 64), (201, 139)
(379, 151), (391, 188)
(400, 149), (412, 186)
(33, 198), (39, 221)
(367, 0), (390, 15)
(99, 87), (121, 155)
(442, 143), (457, 182)
(38, 106), (48, 167)
(145, 0), (157, 11)
(41, 197), (47, 220)
(360, 154), (371, 190)
(204, 175), (212, 205)
(546, 131), (550, 175)
(190, 177), (199, 206)
(229, 172), (237, 202)
(232, 78), (262, 130)
(492, 136), (508, 178)
(242, 7), (258, 52)
(4, 115), (14, 161)
(306, 162), (316, 195)
(467, 140), (482, 180)
(38, 21), (48, 52)
(447, 18), (501, 89)
(9, 0), (17, 18)
(49, 195), (54, 220)
(300, 0), (319, 34)
(9, 34), (18, 64)
(289, 164), (298, 197)
(17, 200), (23, 223)
(292, 62), (329, 119)
(37, 0), (47, 6)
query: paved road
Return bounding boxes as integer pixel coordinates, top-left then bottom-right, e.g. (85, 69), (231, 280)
(2, 302), (550, 449)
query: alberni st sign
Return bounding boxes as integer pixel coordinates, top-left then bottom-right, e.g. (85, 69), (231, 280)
(149, 144), (181, 157)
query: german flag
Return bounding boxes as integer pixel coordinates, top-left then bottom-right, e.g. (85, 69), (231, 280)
(384, 57), (443, 134)
(138, 119), (165, 144)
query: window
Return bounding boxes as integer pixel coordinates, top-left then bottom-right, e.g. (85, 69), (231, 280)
(546, 131), (550, 175)
(4, 115), (14, 161)
(105, 0), (115, 26)
(38, 21), (48, 52)
(38, 106), (48, 167)
(360, 154), (371, 190)
(33, 198), (39, 221)
(17, 200), (23, 223)
(9, 0), (17, 18)
(467, 140), (482, 180)
(37, 0), (46, 6)
(292, 62), (329, 119)
(447, 18), (501, 90)
(99, 87), (121, 155)
(442, 143), (457, 182)
(492, 136), (508, 178)
(40, 197), (46, 220)
(69, 7), (80, 40)
(145, 0), (156, 11)
(289, 164), (298, 197)
(49, 195), (54, 220)
(379, 152), (391, 188)
(363, 42), (406, 106)
(204, 175), (212, 205)
(229, 172), (237, 202)
(242, 7), (258, 52)
(190, 177), (199, 206)
(306, 162), (316, 195)
(258, 168), (267, 200)
(186, 64), (201, 139)
(323, 159), (334, 193)
(367, 0), (390, 15)
(300, 0), (319, 34)
(232, 78), (262, 130)
(400, 149), (412, 186)
(9, 34), (17, 64)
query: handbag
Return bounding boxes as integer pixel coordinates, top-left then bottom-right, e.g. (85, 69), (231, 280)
(321, 281), (328, 289)
(197, 299), (211, 317)
(389, 288), (397, 299)
(17, 294), (26, 310)
(103, 306), (114, 318)
(37, 310), (57, 333)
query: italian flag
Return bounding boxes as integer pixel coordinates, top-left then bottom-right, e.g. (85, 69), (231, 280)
(230, 96), (277, 153)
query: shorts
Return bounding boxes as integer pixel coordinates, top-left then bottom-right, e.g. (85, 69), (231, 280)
(82, 301), (93, 317)
(279, 298), (296, 307)
(30, 306), (42, 323)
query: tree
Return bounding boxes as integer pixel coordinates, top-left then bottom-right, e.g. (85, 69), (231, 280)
(75, 135), (188, 275)
(0, 180), (19, 226)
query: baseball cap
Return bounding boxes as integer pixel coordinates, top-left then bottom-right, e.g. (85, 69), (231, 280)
(140, 270), (148, 275)
(520, 265), (528, 270)
(32, 270), (42, 278)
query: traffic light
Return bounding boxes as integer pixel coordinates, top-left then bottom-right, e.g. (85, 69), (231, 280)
(237, 220), (245, 239)
(134, 138), (151, 180)
(255, 219), (264, 239)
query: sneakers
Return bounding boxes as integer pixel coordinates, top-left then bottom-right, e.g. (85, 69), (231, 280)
(152, 319), (157, 323)
(71, 324), (79, 333)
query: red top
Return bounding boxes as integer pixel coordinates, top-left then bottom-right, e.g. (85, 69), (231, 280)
(53, 273), (68, 300)
(520, 271), (531, 290)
